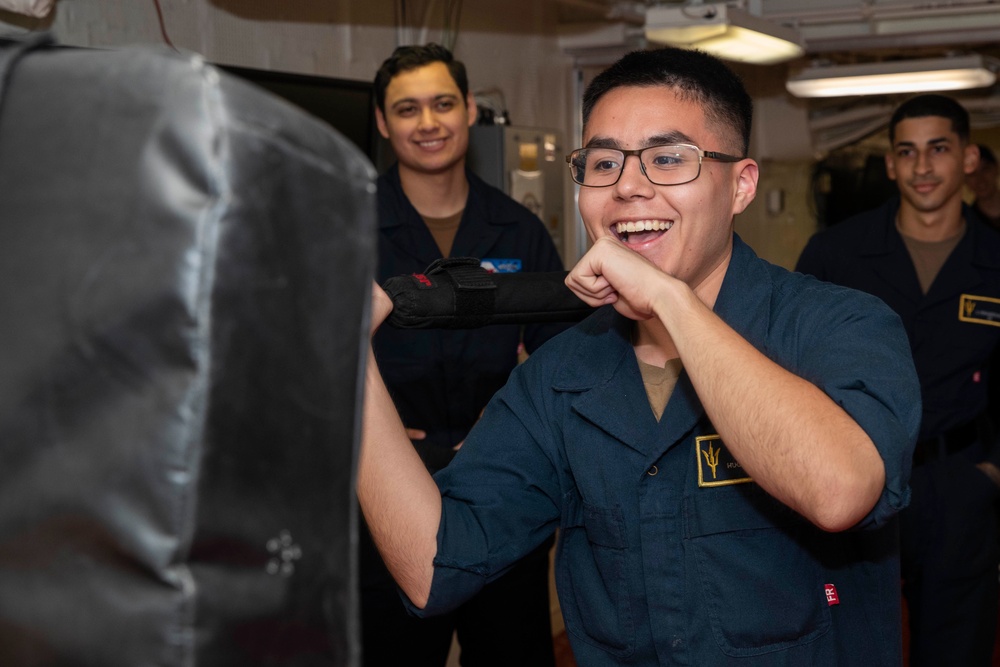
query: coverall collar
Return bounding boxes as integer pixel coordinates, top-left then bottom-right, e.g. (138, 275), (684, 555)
(862, 198), (1000, 306)
(552, 235), (773, 459)
(378, 163), (516, 263)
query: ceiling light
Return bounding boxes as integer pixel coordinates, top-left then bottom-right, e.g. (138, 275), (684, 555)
(644, 3), (804, 65)
(786, 55), (999, 98)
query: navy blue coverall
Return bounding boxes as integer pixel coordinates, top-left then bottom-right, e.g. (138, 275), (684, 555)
(412, 236), (920, 665)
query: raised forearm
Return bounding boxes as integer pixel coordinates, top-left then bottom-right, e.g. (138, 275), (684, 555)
(357, 348), (441, 607)
(659, 286), (885, 531)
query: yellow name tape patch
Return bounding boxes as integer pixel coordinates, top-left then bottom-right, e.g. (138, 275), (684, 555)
(959, 294), (1000, 328)
(696, 434), (753, 488)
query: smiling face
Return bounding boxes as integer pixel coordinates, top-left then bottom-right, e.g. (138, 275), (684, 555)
(577, 85), (757, 292)
(375, 61), (477, 178)
(886, 115), (977, 215)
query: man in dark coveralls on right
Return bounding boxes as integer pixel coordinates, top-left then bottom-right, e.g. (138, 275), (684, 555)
(796, 94), (1000, 666)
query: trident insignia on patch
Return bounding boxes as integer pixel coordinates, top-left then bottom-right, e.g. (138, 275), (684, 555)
(696, 434), (753, 488)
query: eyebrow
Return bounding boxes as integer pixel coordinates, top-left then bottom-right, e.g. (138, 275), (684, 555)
(390, 93), (460, 110)
(585, 131), (695, 149)
(894, 136), (951, 149)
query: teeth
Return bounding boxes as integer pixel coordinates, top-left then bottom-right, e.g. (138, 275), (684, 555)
(616, 220), (673, 235)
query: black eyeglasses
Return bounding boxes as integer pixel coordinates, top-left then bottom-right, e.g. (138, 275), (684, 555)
(565, 143), (744, 187)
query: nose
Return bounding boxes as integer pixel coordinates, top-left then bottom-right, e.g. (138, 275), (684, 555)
(613, 154), (654, 197)
(914, 150), (933, 175)
(417, 106), (438, 131)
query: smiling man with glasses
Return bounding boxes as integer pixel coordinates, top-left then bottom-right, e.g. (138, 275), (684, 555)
(359, 47), (920, 665)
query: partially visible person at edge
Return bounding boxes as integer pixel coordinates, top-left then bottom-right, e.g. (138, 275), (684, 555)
(797, 94), (1000, 667)
(361, 43), (566, 667)
(968, 142), (1000, 230)
(359, 45), (921, 665)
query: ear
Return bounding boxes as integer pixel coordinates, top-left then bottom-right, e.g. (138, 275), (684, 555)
(963, 143), (980, 176)
(884, 153), (898, 182)
(466, 91), (478, 127)
(375, 106), (390, 140)
(731, 159), (759, 216)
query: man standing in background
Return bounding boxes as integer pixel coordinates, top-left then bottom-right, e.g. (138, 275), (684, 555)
(361, 43), (564, 667)
(797, 94), (1000, 666)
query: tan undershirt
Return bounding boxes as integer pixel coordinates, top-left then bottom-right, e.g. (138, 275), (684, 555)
(637, 357), (684, 421)
(898, 222), (965, 294)
(422, 210), (464, 257)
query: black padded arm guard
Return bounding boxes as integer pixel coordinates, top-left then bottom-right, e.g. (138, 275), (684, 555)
(382, 257), (593, 329)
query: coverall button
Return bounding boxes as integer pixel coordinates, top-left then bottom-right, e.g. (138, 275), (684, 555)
(647, 465), (658, 476)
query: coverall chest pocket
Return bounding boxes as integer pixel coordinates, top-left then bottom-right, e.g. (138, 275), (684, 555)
(685, 486), (831, 657)
(557, 491), (635, 659)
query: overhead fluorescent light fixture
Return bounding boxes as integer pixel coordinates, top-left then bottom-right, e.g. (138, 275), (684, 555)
(786, 55), (999, 98)
(644, 2), (804, 65)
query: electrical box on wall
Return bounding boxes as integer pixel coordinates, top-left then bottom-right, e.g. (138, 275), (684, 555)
(467, 125), (566, 257)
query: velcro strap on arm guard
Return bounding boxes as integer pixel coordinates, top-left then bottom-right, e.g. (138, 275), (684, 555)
(381, 257), (592, 329)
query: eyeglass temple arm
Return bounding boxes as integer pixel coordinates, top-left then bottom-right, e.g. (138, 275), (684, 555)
(703, 150), (744, 162)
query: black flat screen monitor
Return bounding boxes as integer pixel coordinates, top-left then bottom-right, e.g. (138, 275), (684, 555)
(221, 65), (378, 163)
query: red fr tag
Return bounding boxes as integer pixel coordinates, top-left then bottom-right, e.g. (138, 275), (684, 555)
(974, 371), (982, 383)
(825, 584), (840, 606)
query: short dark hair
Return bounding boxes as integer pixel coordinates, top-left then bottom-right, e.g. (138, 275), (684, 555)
(373, 43), (469, 114)
(978, 143), (997, 167)
(888, 94), (970, 144)
(582, 47), (753, 157)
